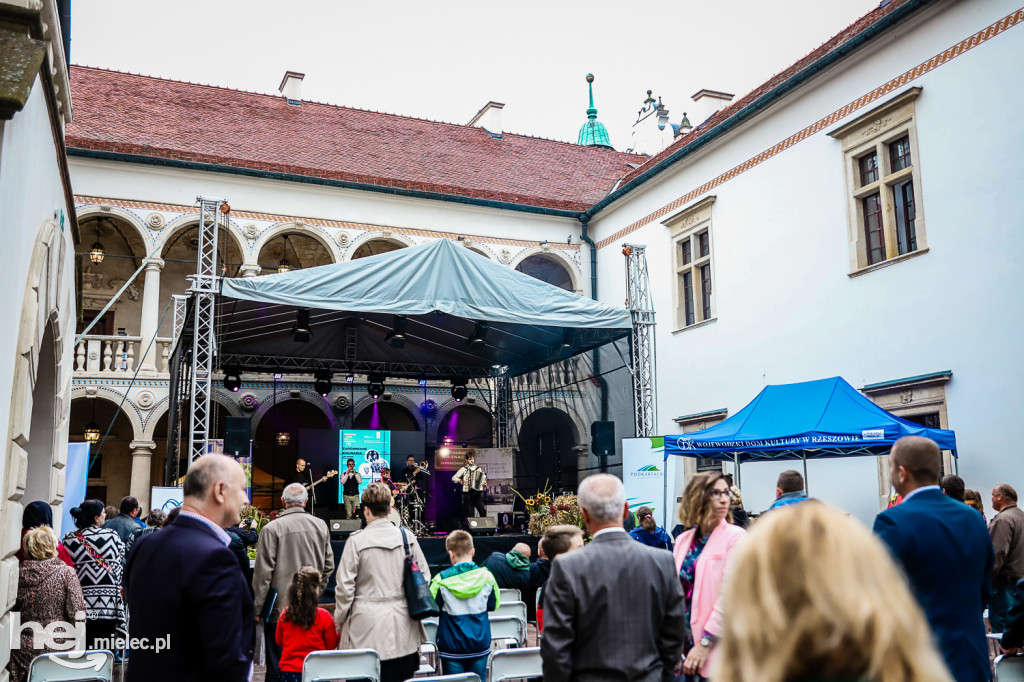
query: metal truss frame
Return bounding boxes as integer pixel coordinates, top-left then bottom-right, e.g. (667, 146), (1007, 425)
(623, 243), (658, 438)
(187, 197), (226, 464)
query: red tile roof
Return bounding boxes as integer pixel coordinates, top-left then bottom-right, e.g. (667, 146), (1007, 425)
(613, 0), (919, 190)
(65, 66), (641, 213)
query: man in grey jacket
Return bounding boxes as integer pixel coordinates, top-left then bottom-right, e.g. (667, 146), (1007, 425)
(104, 495), (143, 545)
(541, 474), (686, 682)
(253, 483), (335, 682)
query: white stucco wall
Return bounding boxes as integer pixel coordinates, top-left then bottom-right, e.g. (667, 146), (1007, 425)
(588, 0), (1024, 525)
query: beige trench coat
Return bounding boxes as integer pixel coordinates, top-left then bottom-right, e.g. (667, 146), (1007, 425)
(253, 507), (335, 622)
(334, 518), (431, 661)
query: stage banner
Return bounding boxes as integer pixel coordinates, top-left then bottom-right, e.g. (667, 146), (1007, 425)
(476, 448), (515, 514)
(435, 446), (474, 471)
(151, 486), (183, 515)
(340, 430), (391, 496)
(622, 437), (666, 528)
(62, 443), (91, 536)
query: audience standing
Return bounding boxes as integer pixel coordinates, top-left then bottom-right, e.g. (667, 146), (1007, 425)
(7, 526), (87, 682)
(722, 475), (749, 528)
(124, 454), (255, 681)
(15, 500), (73, 566)
(62, 499), (126, 649)
(334, 482), (431, 682)
(104, 496), (144, 546)
(275, 567), (339, 682)
(873, 436), (992, 682)
(125, 509), (165, 559)
(1000, 576), (1024, 655)
(430, 530), (500, 679)
(541, 474), (685, 682)
(766, 470), (809, 511)
(988, 483), (1024, 632)
(716, 502), (953, 682)
(253, 483), (335, 682)
(482, 542), (532, 591)
(225, 516), (259, 587)
(674, 472), (747, 681)
(941, 475), (966, 502)
(629, 506), (674, 551)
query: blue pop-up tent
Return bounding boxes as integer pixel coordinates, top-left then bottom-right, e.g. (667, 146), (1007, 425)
(663, 377), (957, 486)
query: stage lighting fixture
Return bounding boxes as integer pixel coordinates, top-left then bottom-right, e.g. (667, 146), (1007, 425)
(384, 316), (407, 348)
(223, 366), (242, 392)
(293, 308), (312, 342)
(314, 369), (332, 397)
(466, 321), (489, 346)
(368, 373), (386, 400)
(451, 379), (468, 402)
(345, 374), (354, 383)
(417, 378), (427, 387)
(559, 329), (574, 358)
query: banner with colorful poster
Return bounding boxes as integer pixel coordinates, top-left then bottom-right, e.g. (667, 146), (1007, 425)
(622, 437), (667, 528)
(476, 448), (515, 514)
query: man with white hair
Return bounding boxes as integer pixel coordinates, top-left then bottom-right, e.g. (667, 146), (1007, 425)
(541, 474), (685, 682)
(253, 482), (335, 682)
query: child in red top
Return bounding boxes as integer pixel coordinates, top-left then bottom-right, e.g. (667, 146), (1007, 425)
(275, 566), (339, 682)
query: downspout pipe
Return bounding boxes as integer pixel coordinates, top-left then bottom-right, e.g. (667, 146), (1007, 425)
(580, 215), (609, 472)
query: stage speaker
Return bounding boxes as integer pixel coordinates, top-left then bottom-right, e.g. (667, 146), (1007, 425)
(225, 416), (252, 458)
(497, 511), (526, 533)
(467, 517), (497, 536)
(591, 420), (615, 457)
(330, 519), (362, 536)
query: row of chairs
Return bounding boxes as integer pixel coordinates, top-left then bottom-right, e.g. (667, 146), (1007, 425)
(305, 647), (542, 682)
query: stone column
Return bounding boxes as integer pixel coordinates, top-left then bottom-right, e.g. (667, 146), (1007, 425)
(238, 264), (262, 278)
(138, 258), (165, 373)
(129, 440), (156, 513)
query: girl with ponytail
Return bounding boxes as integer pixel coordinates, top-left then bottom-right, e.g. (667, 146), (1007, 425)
(628, 505), (674, 551)
(275, 567), (338, 682)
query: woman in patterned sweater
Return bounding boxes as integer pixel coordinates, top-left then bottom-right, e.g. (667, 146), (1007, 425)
(62, 499), (127, 650)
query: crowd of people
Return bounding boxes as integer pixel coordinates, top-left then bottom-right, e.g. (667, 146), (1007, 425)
(8, 435), (1024, 681)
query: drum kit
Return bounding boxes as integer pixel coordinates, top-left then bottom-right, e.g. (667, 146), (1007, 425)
(394, 460), (430, 536)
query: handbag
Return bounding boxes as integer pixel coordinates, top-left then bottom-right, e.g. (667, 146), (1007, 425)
(400, 528), (438, 620)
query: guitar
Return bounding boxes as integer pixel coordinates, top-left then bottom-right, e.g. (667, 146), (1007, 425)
(304, 470), (338, 490)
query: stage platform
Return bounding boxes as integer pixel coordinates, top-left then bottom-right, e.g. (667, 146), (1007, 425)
(322, 532), (538, 601)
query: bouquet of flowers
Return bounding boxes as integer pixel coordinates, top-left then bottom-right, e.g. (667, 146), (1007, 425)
(513, 483), (586, 536)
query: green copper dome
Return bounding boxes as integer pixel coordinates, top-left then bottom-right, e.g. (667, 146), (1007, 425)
(577, 74), (613, 149)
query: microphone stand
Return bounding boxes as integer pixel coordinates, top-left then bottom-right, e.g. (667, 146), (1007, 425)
(307, 468), (316, 517)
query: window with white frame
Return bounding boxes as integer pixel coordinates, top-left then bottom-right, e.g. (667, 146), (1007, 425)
(665, 196), (716, 330)
(829, 87), (927, 273)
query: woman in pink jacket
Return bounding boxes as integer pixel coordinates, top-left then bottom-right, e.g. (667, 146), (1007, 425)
(673, 472), (746, 681)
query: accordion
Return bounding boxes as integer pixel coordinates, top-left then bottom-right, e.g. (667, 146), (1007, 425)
(460, 466), (487, 492)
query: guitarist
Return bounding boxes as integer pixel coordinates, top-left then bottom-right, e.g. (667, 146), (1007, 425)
(287, 458), (315, 490)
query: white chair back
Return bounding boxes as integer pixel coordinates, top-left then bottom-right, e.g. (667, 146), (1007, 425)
(489, 615), (525, 646)
(499, 588), (521, 603)
(488, 647), (543, 682)
(406, 675), (480, 682)
(303, 648), (380, 682)
(492, 600), (527, 624)
(995, 654), (1024, 682)
(423, 617), (438, 644)
(27, 650), (114, 682)
(418, 641), (438, 676)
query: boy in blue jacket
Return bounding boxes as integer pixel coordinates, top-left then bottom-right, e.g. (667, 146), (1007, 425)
(429, 530), (500, 678)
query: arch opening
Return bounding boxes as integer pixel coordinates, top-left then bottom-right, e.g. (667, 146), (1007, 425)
(515, 254), (574, 291)
(25, 323), (59, 504)
(436, 405), (492, 448)
(351, 238), (407, 260)
(252, 399), (332, 510)
(257, 231), (335, 274)
(515, 407), (580, 497)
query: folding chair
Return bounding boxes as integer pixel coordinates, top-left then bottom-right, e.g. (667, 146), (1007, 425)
(487, 647), (543, 682)
(27, 650), (114, 682)
(491, 600), (527, 625)
(489, 615), (525, 647)
(423, 617), (438, 644)
(990, 632), (1006, 664)
(498, 588), (521, 604)
(417, 641), (439, 676)
(405, 675), (480, 682)
(303, 648), (380, 682)
(995, 654), (1024, 682)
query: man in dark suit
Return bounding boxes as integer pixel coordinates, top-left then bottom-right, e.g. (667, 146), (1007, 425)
(541, 474), (685, 682)
(125, 454), (255, 681)
(873, 436), (993, 682)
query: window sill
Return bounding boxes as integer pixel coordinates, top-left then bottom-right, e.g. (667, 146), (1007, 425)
(672, 317), (718, 335)
(848, 247), (929, 278)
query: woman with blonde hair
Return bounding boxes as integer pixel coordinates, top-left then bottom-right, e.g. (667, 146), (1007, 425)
(8, 526), (86, 682)
(714, 501), (953, 682)
(673, 471), (747, 681)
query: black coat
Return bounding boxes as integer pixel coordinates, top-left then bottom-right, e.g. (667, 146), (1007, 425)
(125, 514), (255, 682)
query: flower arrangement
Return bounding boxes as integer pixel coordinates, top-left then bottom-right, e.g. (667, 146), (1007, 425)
(513, 483), (586, 536)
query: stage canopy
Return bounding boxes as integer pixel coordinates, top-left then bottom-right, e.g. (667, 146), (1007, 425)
(207, 238), (633, 379)
(663, 376), (957, 462)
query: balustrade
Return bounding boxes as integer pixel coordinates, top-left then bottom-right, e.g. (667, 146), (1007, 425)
(74, 335), (173, 375)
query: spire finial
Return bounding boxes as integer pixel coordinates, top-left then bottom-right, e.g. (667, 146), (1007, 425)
(586, 73), (597, 120)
